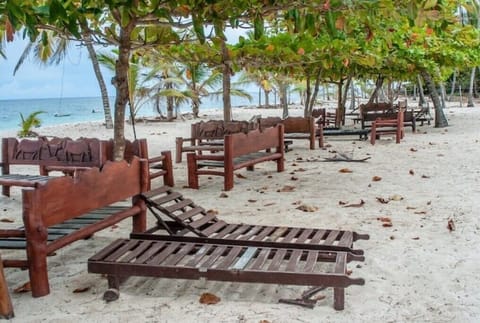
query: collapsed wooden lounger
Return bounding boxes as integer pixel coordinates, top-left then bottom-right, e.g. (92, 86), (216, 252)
(88, 237), (365, 310)
(139, 186), (369, 255)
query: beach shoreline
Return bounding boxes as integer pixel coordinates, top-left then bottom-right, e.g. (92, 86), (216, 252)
(1, 104), (480, 322)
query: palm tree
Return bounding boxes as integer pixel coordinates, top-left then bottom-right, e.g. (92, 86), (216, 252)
(97, 50), (151, 121)
(18, 111), (44, 137)
(13, 30), (114, 128)
(178, 63), (222, 118)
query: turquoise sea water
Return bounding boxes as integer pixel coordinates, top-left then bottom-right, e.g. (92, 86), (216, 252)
(0, 94), (268, 131)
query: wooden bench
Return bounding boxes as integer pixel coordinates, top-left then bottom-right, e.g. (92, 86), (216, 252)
(370, 108), (405, 145)
(282, 116), (319, 150)
(312, 108), (337, 128)
(258, 116), (324, 149)
(359, 102), (416, 132)
(187, 125), (285, 191)
(175, 120), (256, 163)
(0, 157), (149, 297)
(0, 137), (174, 196)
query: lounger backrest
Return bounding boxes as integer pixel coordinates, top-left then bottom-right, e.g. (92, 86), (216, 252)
(282, 117), (314, 133)
(226, 124), (284, 158)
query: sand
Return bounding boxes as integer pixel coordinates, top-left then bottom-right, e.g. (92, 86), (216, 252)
(0, 103), (479, 322)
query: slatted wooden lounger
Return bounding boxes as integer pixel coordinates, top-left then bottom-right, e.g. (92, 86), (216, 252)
(138, 186), (369, 255)
(88, 237), (365, 310)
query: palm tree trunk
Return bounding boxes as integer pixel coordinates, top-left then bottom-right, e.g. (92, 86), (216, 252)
(420, 70), (448, 128)
(82, 29), (113, 129)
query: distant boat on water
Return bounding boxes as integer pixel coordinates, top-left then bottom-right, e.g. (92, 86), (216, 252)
(54, 113), (71, 117)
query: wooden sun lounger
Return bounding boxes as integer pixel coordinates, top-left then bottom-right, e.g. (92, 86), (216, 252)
(0, 157), (149, 297)
(88, 237), (365, 310)
(139, 186), (369, 255)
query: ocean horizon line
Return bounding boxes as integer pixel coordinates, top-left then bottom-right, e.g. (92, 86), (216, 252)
(0, 95), (112, 102)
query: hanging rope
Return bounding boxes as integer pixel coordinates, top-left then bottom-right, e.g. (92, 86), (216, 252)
(128, 100), (137, 140)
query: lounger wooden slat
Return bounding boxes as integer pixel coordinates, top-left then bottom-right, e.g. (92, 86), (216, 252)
(234, 225), (263, 240)
(189, 214), (217, 229)
(186, 245), (215, 267)
(285, 249), (303, 272)
(295, 229), (314, 244)
(142, 186), (171, 199)
(89, 239), (126, 262)
(251, 226), (277, 241)
(105, 240), (142, 262)
(267, 249), (287, 271)
(177, 207), (207, 222)
(88, 238), (365, 310)
(163, 243), (196, 266)
(324, 230), (341, 246)
(216, 246), (243, 269)
(120, 240), (155, 263)
(309, 229), (327, 244)
(149, 191), (183, 206)
(197, 245), (228, 269)
(134, 241), (168, 264)
(269, 227), (289, 242)
(282, 228), (301, 243)
(231, 247), (257, 270)
(209, 223), (241, 238)
(303, 250), (319, 272)
(223, 225), (253, 240)
(199, 220), (229, 237)
(338, 231), (353, 247)
(145, 243), (179, 265)
(249, 248), (272, 270)
(164, 199), (194, 213)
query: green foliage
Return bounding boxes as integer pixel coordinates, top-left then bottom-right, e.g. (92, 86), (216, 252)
(17, 111), (44, 138)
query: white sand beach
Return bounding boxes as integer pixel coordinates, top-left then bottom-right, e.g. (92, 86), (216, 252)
(1, 103), (479, 322)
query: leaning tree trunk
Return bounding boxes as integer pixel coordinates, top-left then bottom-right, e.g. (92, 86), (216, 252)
(367, 75), (384, 104)
(278, 81), (289, 119)
(448, 69), (457, 101)
(221, 40), (232, 121)
(417, 74), (426, 106)
(420, 70), (448, 128)
(112, 21), (135, 160)
(341, 76), (352, 113)
(467, 67), (476, 107)
(336, 80), (344, 127)
(82, 29), (113, 129)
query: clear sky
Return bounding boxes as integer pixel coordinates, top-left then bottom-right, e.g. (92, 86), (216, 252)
(0, 37), (116, 100)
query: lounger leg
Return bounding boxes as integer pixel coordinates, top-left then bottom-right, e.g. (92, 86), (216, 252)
(0, 256), (14, 319)
(187, 153), (199, 189)
(132, 197), (147, 233)
(175, 137), (183, 163)
(370, 124), (376, 145)
(27, 247), (49, 297)
(103, 275), (124, 302)
(1, 186), (9, 198)
(333, 287), (345, 311)
(161, 151), (174, 187)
